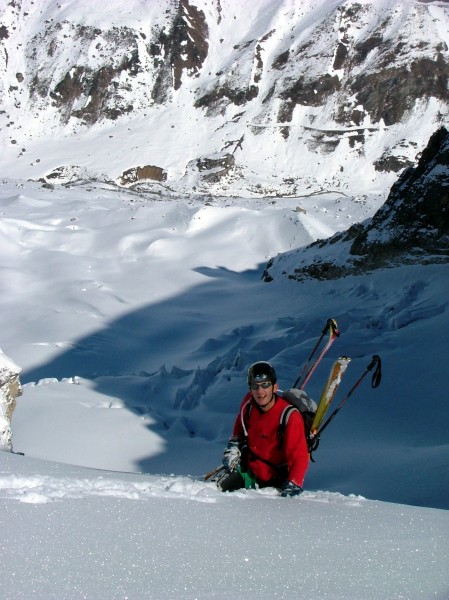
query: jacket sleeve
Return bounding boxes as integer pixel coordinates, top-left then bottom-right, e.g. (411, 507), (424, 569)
(283, 409), (310, 487)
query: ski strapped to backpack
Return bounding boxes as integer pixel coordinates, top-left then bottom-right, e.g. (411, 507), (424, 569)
(310, 356), (351, 435)
(280, 356), (351, 460)
(280, 355), (382, 460)
(314, 355), (382, 439)
(293, 318), (340, 390)
(305, 355), (382, 458)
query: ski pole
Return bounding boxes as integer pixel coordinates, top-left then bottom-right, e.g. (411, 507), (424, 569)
(204, 465), (224, 481)
(316, 355), (382, 437)
(293, 318), (338, 388)
(294, 318), (340, 390)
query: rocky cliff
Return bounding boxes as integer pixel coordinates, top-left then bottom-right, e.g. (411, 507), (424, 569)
(264, 126), (449, 281)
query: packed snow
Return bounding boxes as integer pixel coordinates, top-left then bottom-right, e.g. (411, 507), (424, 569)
(0, 177), (448, 600)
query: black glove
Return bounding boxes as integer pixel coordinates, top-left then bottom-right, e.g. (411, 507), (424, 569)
(280, 480), (303, 498)
(222, 436), (241, 471)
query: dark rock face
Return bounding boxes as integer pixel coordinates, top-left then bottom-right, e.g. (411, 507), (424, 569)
(49, 62), (135, 124)
(16, 1), (449, 134)
(196, 153), (235, 182)
(278, 74), (341, 123)
(344, 56), (449, 127)
(28, 22), (143, 124)
(153, 0), (209, 101)
(270, 3), (449, 140)
(170, 0), (209, 91)
(266, 127), (449, 281)
(0, 25), (9, 40)
(26, 0), (209, 122)
(194, 84), (259, 114)
(349, 127), (449, 262)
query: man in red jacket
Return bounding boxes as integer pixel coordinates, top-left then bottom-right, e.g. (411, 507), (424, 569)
(217, 361), (309, 497)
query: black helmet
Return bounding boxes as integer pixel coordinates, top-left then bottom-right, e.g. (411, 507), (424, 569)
(247, 361), (277, 385)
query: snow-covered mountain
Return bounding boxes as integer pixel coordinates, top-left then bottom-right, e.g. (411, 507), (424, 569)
(1, 0), (449, 197)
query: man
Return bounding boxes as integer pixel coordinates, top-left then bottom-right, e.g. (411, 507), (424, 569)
(216, 361), (309, 497)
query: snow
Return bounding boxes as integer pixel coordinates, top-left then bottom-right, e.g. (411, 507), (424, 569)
(1, 455), (448, 600)
(0, 1), (449, 597)
(0, 176), (448, 600)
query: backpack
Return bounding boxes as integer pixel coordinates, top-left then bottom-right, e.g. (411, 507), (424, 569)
(278, 389), (319, 456)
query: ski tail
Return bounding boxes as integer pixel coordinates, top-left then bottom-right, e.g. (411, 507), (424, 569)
(317, 355), (382, 437)
(204, 465), (224, 481)
(297, 318), (340, 390)
(310, 356), (351, 435)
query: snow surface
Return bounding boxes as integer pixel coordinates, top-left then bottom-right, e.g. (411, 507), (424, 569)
(0, 1), (448, 596)
(0, 176), (448, 600)
(1, 453), (448, 600)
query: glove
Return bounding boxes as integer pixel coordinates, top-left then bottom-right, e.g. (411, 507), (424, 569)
(280, 480), (303, 498)
(222, 436), (242, 471)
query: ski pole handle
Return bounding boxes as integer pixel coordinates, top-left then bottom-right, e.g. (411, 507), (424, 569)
(293, 318), (339, 389)
(299, 320), (339, 390)
(368, 355), (382, 388)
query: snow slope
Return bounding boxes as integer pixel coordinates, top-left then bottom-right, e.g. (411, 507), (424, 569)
(0, 171), (448, 598)
(0, 175), (448, 512)
(1, 452), (448, 600)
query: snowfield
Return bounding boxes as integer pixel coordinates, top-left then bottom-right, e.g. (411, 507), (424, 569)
(1, 453), (448, 600)
(0, 177), (448, 599)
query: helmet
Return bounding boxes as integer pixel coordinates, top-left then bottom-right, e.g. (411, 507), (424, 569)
(247, 361), (277, 385)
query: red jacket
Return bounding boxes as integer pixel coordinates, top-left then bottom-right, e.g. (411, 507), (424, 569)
(232, 392), (309, 487)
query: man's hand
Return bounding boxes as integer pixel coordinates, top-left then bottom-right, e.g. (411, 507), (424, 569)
(222, 437), (241, 471)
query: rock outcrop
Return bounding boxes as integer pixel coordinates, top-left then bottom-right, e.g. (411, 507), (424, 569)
(264, 126), (449, 281)
(0, 349), (22, 452)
